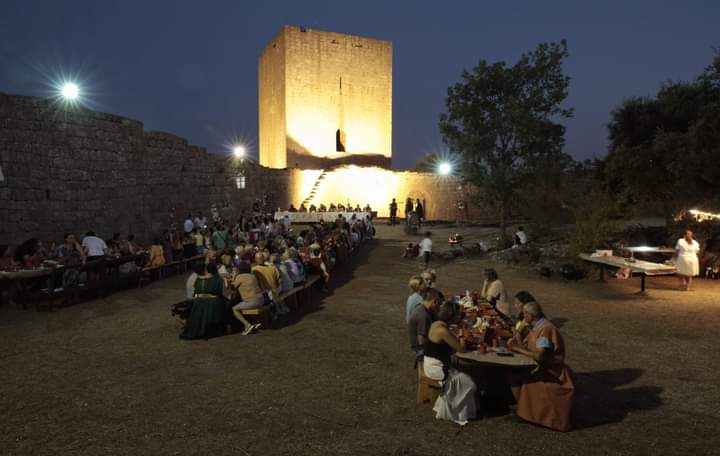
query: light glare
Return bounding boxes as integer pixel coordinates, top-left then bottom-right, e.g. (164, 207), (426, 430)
(233, 145), (246, 158)
(61, 82), (80, 100)
(438, 162), (452, 175)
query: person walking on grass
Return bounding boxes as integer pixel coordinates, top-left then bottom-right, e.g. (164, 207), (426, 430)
(419, 231), (433, 269)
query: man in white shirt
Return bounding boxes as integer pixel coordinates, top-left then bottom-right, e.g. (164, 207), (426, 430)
(282, 214), (292, 234)
(514, 226), (528, 247)
(82, 231), (108, 259)
(183, 215), (194, 234)
(418, 231), (433, 269)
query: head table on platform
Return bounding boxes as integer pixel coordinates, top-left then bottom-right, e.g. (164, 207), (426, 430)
(274, 211), (371, 224)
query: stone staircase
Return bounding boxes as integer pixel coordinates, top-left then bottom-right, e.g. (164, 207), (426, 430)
(300, 169), (328, 207)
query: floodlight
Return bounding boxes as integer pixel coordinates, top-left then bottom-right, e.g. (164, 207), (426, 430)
(233, 145), (246, 158)
(438, 162), (452, 176)
(61, 82), (80, 100)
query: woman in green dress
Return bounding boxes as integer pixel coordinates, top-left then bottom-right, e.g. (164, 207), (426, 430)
(180, 263), (233, 340)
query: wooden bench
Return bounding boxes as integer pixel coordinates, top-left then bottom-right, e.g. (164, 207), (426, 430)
(276, 285), (304, 311)
(239, 304), (272, 329)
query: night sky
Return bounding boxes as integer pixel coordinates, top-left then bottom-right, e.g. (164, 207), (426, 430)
(2, 1), (718, 169)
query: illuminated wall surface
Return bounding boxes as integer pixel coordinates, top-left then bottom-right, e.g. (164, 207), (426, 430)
(290, 166), (477, 219)
(259, 26), (392, 169)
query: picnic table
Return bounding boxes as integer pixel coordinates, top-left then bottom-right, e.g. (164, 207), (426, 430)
(579, 253), (677, 295)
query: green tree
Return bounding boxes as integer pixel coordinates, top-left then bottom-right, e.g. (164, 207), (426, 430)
(605, 49), (720, 223)
(412, 153), (440, 172)
(439, 41), (573, 244)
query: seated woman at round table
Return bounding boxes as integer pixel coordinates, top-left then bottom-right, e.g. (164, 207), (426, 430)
(180, 263), (234, 340)
(480, 268), (511, 318)
(507, 301), (574, 431)
(424, 300), (477, 426)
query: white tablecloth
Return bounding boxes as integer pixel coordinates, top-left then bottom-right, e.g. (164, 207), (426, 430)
(274, 211), (370, 223)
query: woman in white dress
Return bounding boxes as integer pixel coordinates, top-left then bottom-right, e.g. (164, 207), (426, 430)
(675, 229), (700, 291)
(423, 300), (477, 425)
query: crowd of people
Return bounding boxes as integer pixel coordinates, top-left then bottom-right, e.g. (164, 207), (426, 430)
(178, 210), (375, 340)
(405, 268), (574, 431)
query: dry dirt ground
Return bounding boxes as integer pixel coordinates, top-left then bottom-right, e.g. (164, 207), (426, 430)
(1, 224), (719, 455)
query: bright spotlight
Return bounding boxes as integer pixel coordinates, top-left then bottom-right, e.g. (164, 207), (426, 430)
(438, 162), (452, 176)
(61, 82), (80, 100)
(233, 145), (246, 158)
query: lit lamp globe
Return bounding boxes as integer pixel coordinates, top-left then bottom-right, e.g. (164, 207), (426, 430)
(61, 82), (80, 100)
(233, 146), (246, 158)
(438, 162), (452, 176)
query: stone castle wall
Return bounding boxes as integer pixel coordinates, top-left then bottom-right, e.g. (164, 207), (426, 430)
(0, 93), (292, 246)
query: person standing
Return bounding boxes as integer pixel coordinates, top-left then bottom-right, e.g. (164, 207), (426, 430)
(415, 199), (424, 228)
(82, 231), (107, 261)
(389, 198), (398, 225)
(419, 231), (433, 269)
(675, 229), (700, 291)
(514, 226), (528, 247)
(183, 215), (194, 234)
(405, 197), (413, 221)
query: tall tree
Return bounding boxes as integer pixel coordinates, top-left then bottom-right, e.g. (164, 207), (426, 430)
(439, 41), (573, 244)
(605, 49), (720, 223)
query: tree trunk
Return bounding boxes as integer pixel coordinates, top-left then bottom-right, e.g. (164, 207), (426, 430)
(499, 201), (507, 248)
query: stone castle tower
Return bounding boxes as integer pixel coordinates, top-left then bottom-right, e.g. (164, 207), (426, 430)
(258, 25), (392, 169)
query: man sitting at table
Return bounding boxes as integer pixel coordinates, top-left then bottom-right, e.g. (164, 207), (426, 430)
(507, 302), (574, 431)
(407, 288), (443, 363)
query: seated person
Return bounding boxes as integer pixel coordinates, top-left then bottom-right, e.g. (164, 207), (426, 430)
(308, 204), (317, 212)
(480, 268), (511, 318)
(403, 243), (420, 258)
(318, 203), (327, 212)
(507, 302), (574, 431)
(288, 204), (298, 212)
(308, 246), (330, 292)
(405, 275), (427, 323)
(408, 288), (443, 360)
(180, 263), (236, 340)
(299, 203), (308, 212)
(363, 204), (372, 212)
(145, 238), (166, 268)
(355, 204), (362, 212)
(55, 233), (87, 287)
(512, 290), (536, 335)
(271, 253), (294, 293)
(0, 244), (17, 270)
(424, 300), (477, 426)
(420, 269), (437, 288)
(13, 238), (43, 268)
(337, 203), (345, 211)
(251, 252), (280, 295)
(328, 203), (337, 212)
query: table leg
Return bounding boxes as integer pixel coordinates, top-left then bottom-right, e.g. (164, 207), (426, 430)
(636, 274), (648, 296)
(598, 265), (607, 282)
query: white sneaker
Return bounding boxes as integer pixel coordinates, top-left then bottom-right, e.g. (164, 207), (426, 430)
(241, 325), (253, 336)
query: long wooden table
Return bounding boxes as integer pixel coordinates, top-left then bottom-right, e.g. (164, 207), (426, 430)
(579, 253), (677, 295)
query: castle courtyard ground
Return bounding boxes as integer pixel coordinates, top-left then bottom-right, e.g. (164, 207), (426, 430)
(1, 224), (719, 455)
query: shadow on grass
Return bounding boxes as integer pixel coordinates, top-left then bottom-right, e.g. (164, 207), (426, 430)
(571, 368), (663, 429)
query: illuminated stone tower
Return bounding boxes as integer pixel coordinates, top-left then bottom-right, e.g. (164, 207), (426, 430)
(259, 25), (392, 169)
